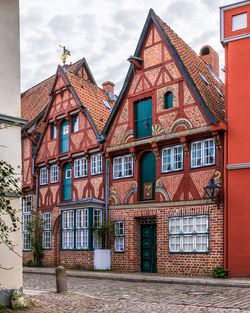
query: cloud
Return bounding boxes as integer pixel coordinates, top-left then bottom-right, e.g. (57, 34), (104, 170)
(20, 0), (226, 92)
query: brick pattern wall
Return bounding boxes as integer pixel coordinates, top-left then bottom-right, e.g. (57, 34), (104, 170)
(110, 204), (223, 276)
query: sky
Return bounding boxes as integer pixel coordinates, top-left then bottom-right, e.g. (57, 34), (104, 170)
(20, 0), (234, 94)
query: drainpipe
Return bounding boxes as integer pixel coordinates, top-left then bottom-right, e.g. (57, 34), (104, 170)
(105, 158), (109, 249)
(32, 154), (38, 221)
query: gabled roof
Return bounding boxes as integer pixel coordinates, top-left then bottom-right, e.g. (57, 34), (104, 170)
(21, 58), (96, 123)
(156, 14), (224, 121)
(65, 71), (115, 134)
(103, 9), (225, 135)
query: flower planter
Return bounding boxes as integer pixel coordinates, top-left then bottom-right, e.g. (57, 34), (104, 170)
(94, 249), (111, 270)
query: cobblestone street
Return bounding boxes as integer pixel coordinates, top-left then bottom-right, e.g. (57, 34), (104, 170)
(23, 273), (250, 312)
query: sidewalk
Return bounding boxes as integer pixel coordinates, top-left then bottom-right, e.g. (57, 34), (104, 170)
(23, 267), (250, 288)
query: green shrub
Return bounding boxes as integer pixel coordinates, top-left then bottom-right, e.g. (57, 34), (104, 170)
(212, 266), (229, 278)
(0, 304), (5, 313)
(23, 260), (44, 267)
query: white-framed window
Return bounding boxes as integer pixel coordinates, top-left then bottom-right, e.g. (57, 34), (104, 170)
(63, 124), (69, 135)
(65, 169), (71, 179)
(72, 115), (79, 132)
(91, 154), (102, 175)
(114, 221), (125, 252)
(50, 164), (59, 183)
(191, 138), (215, 168)
(93, 209), (102, 249)
(113, 155), (133, 179)
(42, 212), (52, 249)
(162, 145), (183, 172)
(232, 12), (247, 31)
(168, 215), (209, 253)
(74, 157), (88, 178)
(61, 208), (103, 250)
(22, 195), (32, 251)
(76, 209), (88, 249)
(62, 210), (74, 249)
(51, 123), (57, 139)
(40, 167), (48, 185)
(23, 233), (31, 251)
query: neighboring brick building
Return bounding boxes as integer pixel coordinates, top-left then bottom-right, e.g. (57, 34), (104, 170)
(22, 10), (227, 276)
(21, 59), (115, 267)
(103, 9), (226, 275)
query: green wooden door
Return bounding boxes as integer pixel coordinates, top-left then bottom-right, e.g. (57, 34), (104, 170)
(140, 151), (156, 200)
(61, 120), (69, 153)
(63, 163), (72, 201)
(135, 98), (152, 139)
(141, 224), (157, 273)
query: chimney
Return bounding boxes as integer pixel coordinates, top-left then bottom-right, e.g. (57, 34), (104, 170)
(102, 81), (115, 94)
(199, 45), (219, 77)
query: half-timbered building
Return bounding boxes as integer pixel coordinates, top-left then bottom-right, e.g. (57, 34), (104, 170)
(103, 9), (226, 275)
(21, 59), (115, 267)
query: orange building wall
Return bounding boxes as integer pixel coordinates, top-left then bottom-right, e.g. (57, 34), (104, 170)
(223, 2), (250, 277)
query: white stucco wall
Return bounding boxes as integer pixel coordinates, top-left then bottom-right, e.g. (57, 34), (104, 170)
(0, 0), (23, 293)
(0, 0), (20, 117)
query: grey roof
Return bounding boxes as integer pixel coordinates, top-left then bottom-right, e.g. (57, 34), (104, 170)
(57, 198), (105, 207)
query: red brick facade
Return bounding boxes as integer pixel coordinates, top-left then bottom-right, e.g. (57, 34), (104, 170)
(22, 10), (225, 276)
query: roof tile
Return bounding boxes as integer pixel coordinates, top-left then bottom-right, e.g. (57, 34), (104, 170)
(156, 14), (225, 121)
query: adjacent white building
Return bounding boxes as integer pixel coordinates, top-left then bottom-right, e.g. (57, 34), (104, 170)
(0, 0), (26, 306)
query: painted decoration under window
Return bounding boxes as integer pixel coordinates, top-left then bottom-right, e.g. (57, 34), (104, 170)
(144, 182), (153, 199)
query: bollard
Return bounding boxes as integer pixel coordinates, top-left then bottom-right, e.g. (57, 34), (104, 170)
(55, 266), (67, 293)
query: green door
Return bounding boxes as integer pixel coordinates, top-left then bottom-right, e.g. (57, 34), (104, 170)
(61, 120), (69, 153)
(135, 98), (152, 139)
(63, 163), (72, 201)
(141, 224), (157, 273)
(140, 152), (156, 200)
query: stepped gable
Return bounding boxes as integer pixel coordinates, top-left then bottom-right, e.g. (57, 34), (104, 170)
(65, 72), (115, 134)
(21, 58), (94, 123)
(156, 13), (225, 121)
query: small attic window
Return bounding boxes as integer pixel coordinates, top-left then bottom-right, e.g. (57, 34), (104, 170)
(201, 47), (209, 56)
(164, 91), (173, 109)
(106, 90), (117, 101)
(214, 86), (224, 99)
(199, 73), (209, 86)
(206, 64), (221, 83)
(103, 100), (112, 111)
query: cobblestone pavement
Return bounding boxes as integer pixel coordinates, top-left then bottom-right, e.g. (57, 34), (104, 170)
(23, 273), (250, 312)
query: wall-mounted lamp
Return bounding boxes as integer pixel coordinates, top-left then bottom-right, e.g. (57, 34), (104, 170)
(204, 177), (221, 208)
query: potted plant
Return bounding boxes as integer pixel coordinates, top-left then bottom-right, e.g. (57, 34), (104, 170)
(92, 221), (114, 270)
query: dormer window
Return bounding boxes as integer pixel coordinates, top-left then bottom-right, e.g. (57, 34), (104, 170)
(164, 91), (173, 109)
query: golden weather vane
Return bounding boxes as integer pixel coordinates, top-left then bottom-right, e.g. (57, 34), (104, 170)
(59, 45), (71, 66)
